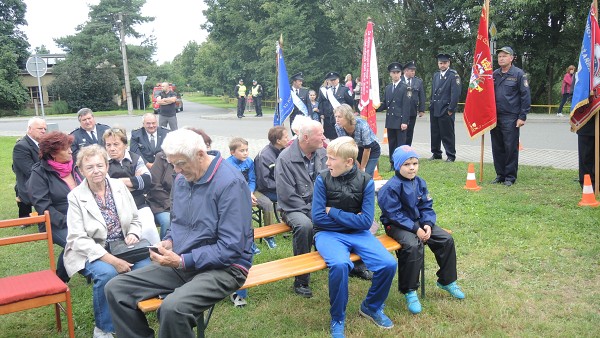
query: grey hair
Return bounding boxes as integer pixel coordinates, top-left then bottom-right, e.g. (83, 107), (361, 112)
(77, 108), (93, 120)
(27, 116), (46, 128)
(76, 144), (109, 168)
(142, 113), (157, 122)
(298, 119), (322, 137)
(291, 115), (311, 135)
(162, 129), (207, 159)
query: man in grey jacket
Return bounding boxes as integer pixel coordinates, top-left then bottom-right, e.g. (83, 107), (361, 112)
(275, 119), (327, 298)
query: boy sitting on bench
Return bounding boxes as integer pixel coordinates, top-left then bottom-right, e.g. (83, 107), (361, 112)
(312, 136), (397, 338)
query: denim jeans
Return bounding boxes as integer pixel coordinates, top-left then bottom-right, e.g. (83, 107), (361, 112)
(154, 211), (171, 239)
(364, 157), (379, 178)
(82, 257), (151, 332)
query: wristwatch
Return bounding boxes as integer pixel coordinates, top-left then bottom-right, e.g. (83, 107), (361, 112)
(177, 256), (184, 270)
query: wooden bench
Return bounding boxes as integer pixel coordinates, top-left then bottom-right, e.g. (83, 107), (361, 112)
(137, 232), (401, 337)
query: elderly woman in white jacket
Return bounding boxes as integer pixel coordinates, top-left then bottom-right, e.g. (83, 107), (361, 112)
(64, 145), (151, 338)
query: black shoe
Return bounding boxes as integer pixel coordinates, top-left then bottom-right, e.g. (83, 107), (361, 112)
(445, 158), (455, 162)
(293, 283), (313, 298)
(350, 268), (374, 280)
(490, 177), (504, 184)
(254, 114), (262, 117)
(503, 181), (514, 186)
(428, 155), (442, 160)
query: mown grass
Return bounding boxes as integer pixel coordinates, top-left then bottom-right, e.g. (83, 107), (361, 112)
(0, 135), (599, 337)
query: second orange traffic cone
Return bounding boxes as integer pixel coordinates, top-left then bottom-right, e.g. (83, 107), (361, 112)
(382, 128), (388, 144)
(373, 165), (383, 180)
(463, 163), (481, 191)
(578, 174), (599, 207)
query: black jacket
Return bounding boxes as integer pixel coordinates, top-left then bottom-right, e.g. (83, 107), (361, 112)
(12, 135), (40, 204)
(69, 123), (110, 160)
(378, 82), (408, 129)
(130, 126), (170, 164)
(255, 144), (283, 195)
(430, 69), (461, 117)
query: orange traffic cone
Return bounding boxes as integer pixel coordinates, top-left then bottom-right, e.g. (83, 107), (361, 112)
(463, 163), (481, 191)
(518, 140), (524, 151)
(382, 128), (388, 144)
(373, 165), (383, 180)
(578, 174), (600, 207)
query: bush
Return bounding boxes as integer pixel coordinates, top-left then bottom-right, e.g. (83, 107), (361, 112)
(51, 100), (69, 114)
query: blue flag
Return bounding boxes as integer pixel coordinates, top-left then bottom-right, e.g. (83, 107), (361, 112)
(275, 42), (294, 126)
(570, 3), (600, 131)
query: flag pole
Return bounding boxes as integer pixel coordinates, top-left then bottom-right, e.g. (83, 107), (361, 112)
(479, 0), (491, 183)
(595, 0), (600, 196)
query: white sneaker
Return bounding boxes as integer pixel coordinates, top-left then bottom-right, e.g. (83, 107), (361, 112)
(230, 293), (247, 307)
(93, 327), (114, 338)
(556, 113), (564, 117)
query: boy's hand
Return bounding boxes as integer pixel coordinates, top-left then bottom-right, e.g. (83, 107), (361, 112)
(250, 192), (258, 204)
(416, 228), (426, 242)
(422, 225), (432, 242)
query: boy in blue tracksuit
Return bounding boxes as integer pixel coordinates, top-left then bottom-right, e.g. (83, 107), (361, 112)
(312, 136), (397, 338)
(377, 145), (465, 315)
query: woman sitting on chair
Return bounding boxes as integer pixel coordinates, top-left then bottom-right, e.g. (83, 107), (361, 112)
(64, 145), (151, 338)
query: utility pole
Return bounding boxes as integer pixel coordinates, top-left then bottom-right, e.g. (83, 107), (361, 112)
(118, 13), (134, 115)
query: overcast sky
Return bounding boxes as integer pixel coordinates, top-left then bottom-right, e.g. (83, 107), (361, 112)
(22, 0), (209, 64)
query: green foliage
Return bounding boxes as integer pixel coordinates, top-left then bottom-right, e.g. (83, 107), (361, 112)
(50, 100), (69, 114)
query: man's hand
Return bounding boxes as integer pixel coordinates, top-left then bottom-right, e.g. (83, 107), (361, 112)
(447, 111), (454, 116)
(150, 246), (181, 268)
(401, 123), (408, 130)
(418, 112), (425, 117)
(250, 192), (258, 205)
(516, 119), (526, 128)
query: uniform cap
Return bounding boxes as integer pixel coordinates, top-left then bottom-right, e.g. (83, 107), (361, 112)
(496, 46), (514, 55)
(325, 71), (341, 80)
(436, 53), (451, 62)
(404, 61), (417, 69)
(388, 62), (403, 72)
(291, 72), (304, 81)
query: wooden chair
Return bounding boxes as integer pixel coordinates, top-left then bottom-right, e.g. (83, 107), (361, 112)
(0, 211), (75, 337)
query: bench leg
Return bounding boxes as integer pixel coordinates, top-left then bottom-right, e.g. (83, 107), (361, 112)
(420, 244), (426, 299)
(196, 304), (215, 338)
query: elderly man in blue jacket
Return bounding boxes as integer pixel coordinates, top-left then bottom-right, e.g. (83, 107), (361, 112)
(106, 129), (253, 338)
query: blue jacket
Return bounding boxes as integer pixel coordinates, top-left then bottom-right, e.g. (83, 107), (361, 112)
(165, 151), (253, 272)
(226, 156), (256, 192)
(493, 65), (531, 121)
(311, 167), (375, 233)
(377, 172), (436, 233)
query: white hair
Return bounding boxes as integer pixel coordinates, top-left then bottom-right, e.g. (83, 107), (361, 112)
(141, 113), (157, 122)
(27, 116), (46, 128)
(291, 115), (311, 135)
(298, 119), (322, 138)
(162, 129), (207, 159)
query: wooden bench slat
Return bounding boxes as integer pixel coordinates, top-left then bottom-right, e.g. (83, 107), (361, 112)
(253, 223), (291, 239)
(138, 234), (401, 313)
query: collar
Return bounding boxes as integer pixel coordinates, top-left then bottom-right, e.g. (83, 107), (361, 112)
(188, 151), (223, 185)
(111, 150), (133, 165)
(26, 134), (39, 147)
(440, 70), (447, 77)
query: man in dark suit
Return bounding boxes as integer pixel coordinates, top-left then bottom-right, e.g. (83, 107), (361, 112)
(69, 108), (110, 161)
(429, 54), (462, 162)
(289, 72), (310, 135)
(401, 61), (426, 147)
(318, 71), (354, 140)
(377, 62), (407, 169)
(130, 113), (171, 169)
(12, 117), (46, 219)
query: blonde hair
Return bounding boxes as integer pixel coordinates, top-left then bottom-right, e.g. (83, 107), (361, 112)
(327, 136), (358, 162)
(76, 144), (109, 168)
(229, 137), (248, 151)
(334, 104), (356, 126)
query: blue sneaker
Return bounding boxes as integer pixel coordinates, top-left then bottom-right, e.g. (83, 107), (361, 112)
(405, 291), (422, 314)
(252, 242), (261, 255)
(359, 302), (394, 328)
(437, 281), (465, 299)
(330, 320), (345, 338)
(264, 236), (277, 249)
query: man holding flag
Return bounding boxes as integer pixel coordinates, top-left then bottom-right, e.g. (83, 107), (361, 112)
(318, 72), (354, 140)
(491, 46), (531, 186)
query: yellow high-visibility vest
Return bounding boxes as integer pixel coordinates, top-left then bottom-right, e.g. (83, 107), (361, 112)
(252, 85), (260, 97)
(238, 85), (246, 97)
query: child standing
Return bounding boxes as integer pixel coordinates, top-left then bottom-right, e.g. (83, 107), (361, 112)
(312, 136), (397, 338)
(377, 145), (465, 315)
(226, 137), (259, 307)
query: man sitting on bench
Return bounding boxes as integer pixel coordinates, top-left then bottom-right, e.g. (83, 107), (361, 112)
(312, 136), (397, 338)
(105, 129), (253, 337)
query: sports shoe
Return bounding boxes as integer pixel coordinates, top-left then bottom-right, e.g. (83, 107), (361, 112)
(293, 283), (313, 298)
(230, 293), (247, 307)
(556, 113), (564, 117)
(264, 236), (277, 249)
(404, 290), (422, 314)
(330, 320), (345, 338)
(252, 242), (261, 255)
(437, 281), (465, 299)
(359, 302), (394, 328)
(349, 267), (373, 280)
(93, 326), (114, 338)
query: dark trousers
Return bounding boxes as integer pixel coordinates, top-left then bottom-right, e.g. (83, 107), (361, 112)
(17, 200), (33, 218)
(324, 115), (338, 140)
(387, 128), (407, 167)
(430, 113), (456, 160)
(282, 211), (314, 286)
(557, 93), (573, 115)
(254, 97), (262, 116)
(385, 225), (457, 294)
(578, 133), (598, 190)
(406, 116), (417, 146)
(105, 264), (246, 338)
(237, 97), (246, 117)
(490, 116), (520, 183)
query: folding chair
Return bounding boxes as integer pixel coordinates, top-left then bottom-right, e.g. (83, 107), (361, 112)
(0, 211), (75, 337)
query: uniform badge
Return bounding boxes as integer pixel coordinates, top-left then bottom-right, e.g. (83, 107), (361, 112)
(407, 89), (412, 98)
(523, 76), (529, 88)
(456, 77), (461, 85)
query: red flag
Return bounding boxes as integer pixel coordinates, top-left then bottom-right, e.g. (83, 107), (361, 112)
(359, 20), (380, 134)
(463, 1), (497, 139)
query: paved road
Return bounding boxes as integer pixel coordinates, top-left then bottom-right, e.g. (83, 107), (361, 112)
(0, 99), (578, 169)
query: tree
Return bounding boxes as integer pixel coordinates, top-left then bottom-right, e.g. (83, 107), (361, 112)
(0, 0), (30, 111)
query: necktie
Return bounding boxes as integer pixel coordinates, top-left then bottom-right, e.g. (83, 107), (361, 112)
(150, 134), (155, 151)
(393, 84), (396, 91)
(408, 79), (411, 87)
(91, 131), (98, 143)
(296, 89), (299, 96)
(332, 87), (336, 96)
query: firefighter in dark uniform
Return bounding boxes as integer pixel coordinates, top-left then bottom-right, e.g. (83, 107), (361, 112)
(377, 62), (407, 169)
(401, 61), (426, 147)
(491, 46), (531, 186)
(289, 72), (310, 135)
(577, 117), (599, 190)
(429, 54), (461, 162)
(318, 71), (354, 140)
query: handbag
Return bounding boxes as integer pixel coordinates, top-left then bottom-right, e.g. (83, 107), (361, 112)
(108, 238), (151, 263)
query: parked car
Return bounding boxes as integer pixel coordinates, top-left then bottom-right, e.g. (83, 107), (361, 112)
(152, 83), (183, 113)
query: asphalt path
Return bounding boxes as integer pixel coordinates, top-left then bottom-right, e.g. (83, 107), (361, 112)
(0, 99), (578, 169)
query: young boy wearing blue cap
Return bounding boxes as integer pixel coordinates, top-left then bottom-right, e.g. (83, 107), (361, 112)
(312, 136), (397, 338)
(377, 145), (465, 314)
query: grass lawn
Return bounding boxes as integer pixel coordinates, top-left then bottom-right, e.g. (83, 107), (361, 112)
(0, 135), (599, 337)
(183, 92), (276, 115)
